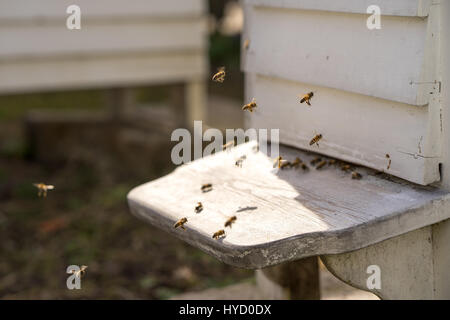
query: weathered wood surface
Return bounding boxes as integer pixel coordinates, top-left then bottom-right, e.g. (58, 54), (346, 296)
(245, 0), (431, 17)
(127, 141), (450, 269)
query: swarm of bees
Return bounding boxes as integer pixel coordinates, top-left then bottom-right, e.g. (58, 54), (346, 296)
(71, 265), (88, 278)
(299, 92), (314, 106)
(242, 98), (257, 113)
(212, 67), (226, 83)
(33, 183), (55, 197)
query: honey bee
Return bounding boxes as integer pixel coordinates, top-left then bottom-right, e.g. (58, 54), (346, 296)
(213, 229), (226, 240)
(235, 155), (246, 168)
(212, 67), (226, 83)
(316, 160), (327, 170)
(72, 265), (88, 278)
(273, 156), (284, 168)
(351, 171), (362, 180)
(280, 161), (291, 170)
(201, 183), (213, 193)
(242, 98), (257, 112)
(243, 39), (250, 50)
(309, 134), (322, 147)
(299, 92), (314, 106)
(301, 163), (309, 171)
(174, 217), (188, 230)
(195, 202), (203, 213)
(223, 141), (235, 151)
(225, 216), (237, 228)
(386, 154), (391, 170)
(33, 183), (55, 197)
(328, 159), (337, 166)
(291, 157), (302, 168)
(310, 157), (322, 165)
(341, 164), (351, 171)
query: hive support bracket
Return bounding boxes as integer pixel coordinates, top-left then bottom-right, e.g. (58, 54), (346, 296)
(320, 219), (450, 300)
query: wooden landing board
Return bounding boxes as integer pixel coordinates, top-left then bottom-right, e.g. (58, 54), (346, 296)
(127, 141), (450, 269)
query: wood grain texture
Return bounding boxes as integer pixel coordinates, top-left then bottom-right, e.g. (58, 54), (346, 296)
(245, 0), (431, 17)
(242, 5), (435, 106)
(127, 141), (450, 269)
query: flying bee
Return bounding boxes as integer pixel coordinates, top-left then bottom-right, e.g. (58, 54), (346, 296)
(351, 171), (362, 180)
(291, 157), (302, 168)
(195, 202), (203, 213)
(386, 154), (391, 170)
(223, 140), (235, 151)
(174, 217), (188, 230)
(310, 157), (322, 166)
(225, 216), (237, 228)
(316, 160), (327, 170)
(33, 183), (55, 198)
(299, 92), (314, 106)
(243, 39), (250, 51)
(213, 229), (226, 240)
(242, 98), (257, 112)
(235, 155), (246, 168)
(72, 265), (88, 278)
(309, 134), (322, 147)
(212, 67), (226, 83)
(201, 183), (213, 193)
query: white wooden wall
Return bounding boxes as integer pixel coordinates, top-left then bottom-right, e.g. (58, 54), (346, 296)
(0, 0), (208, 93)
(242, 0), (442, 185)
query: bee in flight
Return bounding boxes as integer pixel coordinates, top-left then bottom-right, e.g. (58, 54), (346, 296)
(386, 154), (391, 170)
(195, 202), (203, 213)
(223, 141), (235, 151)
(351, 171), (362, 180)
(243, 39), (250, 51)
(213, 229), (226, 240)
(33, 183), (55, 197)
(309, 134), (322, 147)
(212, 67), (226, 83)
(235, 155), (246, 168)
(71, 265), (88, 278)
(316, 160), (327, 170)
(225, 216), (237, 228)
(201, 183), (213, 193)
(299, 92), (314, 106)
(174, 217), (188, 230)
(242, 98), (257, 112)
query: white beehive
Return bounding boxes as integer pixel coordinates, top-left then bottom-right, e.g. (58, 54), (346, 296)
(0, 0), (208, 93)
(241, 0), (441, 185)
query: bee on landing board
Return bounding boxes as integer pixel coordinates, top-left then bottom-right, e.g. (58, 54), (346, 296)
(195, 202), (203, 213)
(72, 265), (88, 278)
(212, 67), (226, 83)
(280, 161), (291, 170)
(174, 217), (188, 230)
(201, 183), (213, 193)
(309, 134), (322, 147)
(235, 155), (246, 168)
(351, 171), (362, 180)
(328, 159), (337, 166)
(310, 157), (322, 166)
(291, 157), (302, 168)
(316, 160), (327, 170)
(301, 163), (309, 171)
(341, 164), (352, 171)
(213, 229), (225, 240)
(386, 154), (391, 170)
(273, 156), (285, 169)
(33, 183), (55, 197)
(299, 92), (314, 106)
(225, 216), (237, 228)
(242, 98), (257, 113)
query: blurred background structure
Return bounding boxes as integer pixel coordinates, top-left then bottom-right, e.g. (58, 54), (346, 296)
(0, 0), (374, 299)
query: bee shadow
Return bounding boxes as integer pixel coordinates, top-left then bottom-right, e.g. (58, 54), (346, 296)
(236, 206), (258, 213)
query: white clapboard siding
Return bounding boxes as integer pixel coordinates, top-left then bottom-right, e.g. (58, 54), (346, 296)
(242, 4), (439, 106)
(245, 0), (431, 17)
(0, 52), (206, 94)
(242, 0), (442, 185)
(0, 0), (205, 21)
(0, 19), (207, 58)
